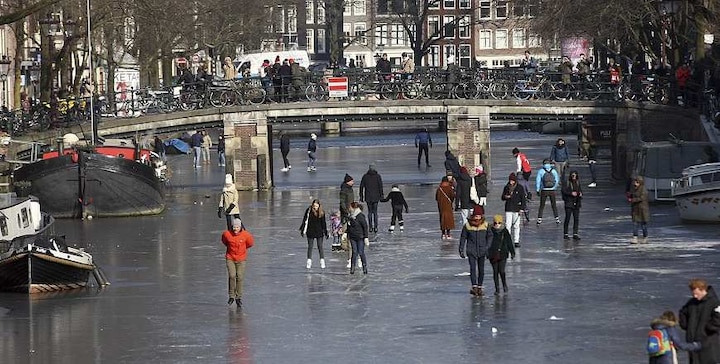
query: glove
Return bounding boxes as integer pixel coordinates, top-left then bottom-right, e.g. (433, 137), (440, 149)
(536, 191), (541, 196)
(511, 255), (515, 260)
(307, 150), (311, 154)
(225, 203), (235, 214)
(326, 234), (330, 239)
(405, 208), (409, 213)
(460, 252), (466, 259)
(217, 207), (222, 219)
(364, 238), (370, 246)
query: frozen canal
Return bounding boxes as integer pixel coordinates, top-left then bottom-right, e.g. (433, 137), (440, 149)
(1, 130), (719, 364)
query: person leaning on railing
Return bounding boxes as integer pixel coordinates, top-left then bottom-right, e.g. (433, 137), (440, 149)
(401, 53), (415, 80)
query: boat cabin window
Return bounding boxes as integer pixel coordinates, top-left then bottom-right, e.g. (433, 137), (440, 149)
(701, 174), (713, 183)
(0, 218), (7, 236)
(20, 208), (29, 228)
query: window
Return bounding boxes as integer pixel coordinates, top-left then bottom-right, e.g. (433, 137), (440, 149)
(306, 29), (315, 53)
(21, 208), (29, 228)
(496, 0), (508, 18)
(377, 0), (389, 13)
(512, 28), (525, 48)
(343, 24), (352, 46)
(275, 6), (285, 33)
(479, 1), (491, 19)
(444, 44), (455, 64)
(288, 6), (297, 33)
(428, 0), (439, 9)
(443, 15), (455, 38)
(459, 44), (471, 67)
(458, 16), (470, 38)
(355, 22), (367, 45)
(344, 1), (352, 15)
(428, 45), (440, 67)
(529, 33), (541, 47)
(317, 2), (325, 24)
(428, 16), (440, 38)
(0, 218), (7, 236)
(306, 0), (314, 24)
(317, 28), (326, 53)
(375, 24), (389, 46)
(443, 0), (454, 9)
(354, 0), (366, 15)
(495, 29), (508, 48)
(513, 1), (525, 17)
(479, 30), (492, 49)
(390, 24), (405, 46)
(527, 1), (539, 17)
(459, 0), (470, 9)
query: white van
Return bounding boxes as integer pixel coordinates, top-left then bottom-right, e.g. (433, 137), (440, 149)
(235, 50), (310, 77)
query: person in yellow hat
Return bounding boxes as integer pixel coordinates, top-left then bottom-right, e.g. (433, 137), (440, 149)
(488, 214), (515, 295)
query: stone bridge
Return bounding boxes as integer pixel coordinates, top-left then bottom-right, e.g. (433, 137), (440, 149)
(27, 99), (704, 189)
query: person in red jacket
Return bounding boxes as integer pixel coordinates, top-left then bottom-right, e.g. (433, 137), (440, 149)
(222, 218), (255, 309)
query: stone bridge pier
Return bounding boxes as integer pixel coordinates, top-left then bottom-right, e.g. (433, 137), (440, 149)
(221, 105), (491, 190)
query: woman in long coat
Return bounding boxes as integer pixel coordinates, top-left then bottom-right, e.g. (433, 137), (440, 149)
(436, 176), (456, 240)
(629, 176), (650, 241)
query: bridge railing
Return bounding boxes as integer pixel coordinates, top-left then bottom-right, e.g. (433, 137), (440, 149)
(4, 67), (711, 136)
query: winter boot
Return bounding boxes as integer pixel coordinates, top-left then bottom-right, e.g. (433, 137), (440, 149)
(536, 217), (542, 225)
(388, 225), (395, 233)
(306, 259), (312, 269)
(320, 259), (326, 269)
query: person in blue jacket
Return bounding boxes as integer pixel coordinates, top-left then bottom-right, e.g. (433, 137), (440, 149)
(649, 311), (701, 364)
(414, 128), (433, 168)
(549, 138), (570, 177)
(535, 159), (560, 225)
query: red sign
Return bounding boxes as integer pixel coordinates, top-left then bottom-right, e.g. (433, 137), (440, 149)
(328, 77), (348, 98)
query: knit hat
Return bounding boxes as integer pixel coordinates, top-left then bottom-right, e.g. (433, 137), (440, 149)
(311, 133), (317, 140)
(225, 173), (233, 185)
(508, 172), (517, 181)
(512, 147), (520, 155)
(446, 170), (454, 176)
(369, 163), (376, 170)
(475, 165), (484, 174)
(493, 215), (503, 224)
(232, 218), (242, 228)
(472, 205), (485, 217)
(344, 173), (354, 183)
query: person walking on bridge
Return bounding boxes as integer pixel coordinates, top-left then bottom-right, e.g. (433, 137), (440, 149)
(415, 128), (432, 168)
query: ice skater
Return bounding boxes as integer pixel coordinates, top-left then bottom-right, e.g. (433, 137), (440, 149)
(380, 184), (409, 232)
(307, 133), (317, 171)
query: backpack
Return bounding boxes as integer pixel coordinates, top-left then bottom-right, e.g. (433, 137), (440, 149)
(542, 169), (556, 188)
(519, 153), (531, 173)
(647, 329), (671, 357)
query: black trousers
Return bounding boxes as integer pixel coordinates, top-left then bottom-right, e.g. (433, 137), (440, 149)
(563, 207), (580, 235)
(538, 190), (558, 218)
(281, 150), (290, 168)
(491, 259), (508, 291)
(417, 143), (429, 165)
(390, 205), (404, 226)
(306, 236), (324, 259)
(366, 201), (379, 229)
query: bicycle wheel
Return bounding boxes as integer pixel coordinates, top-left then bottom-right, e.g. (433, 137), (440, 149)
(209, 90), (226, 107)
(244, 87), (266, 105)
(403, 82), (422, 100)
(513, 81), (532, 100)
(489, 82), (509, 100)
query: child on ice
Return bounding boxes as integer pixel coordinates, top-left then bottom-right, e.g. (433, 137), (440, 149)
(380, 184), (409, 232)
(330, 211), (342, 249)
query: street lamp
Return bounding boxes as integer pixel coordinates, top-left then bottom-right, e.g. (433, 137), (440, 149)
(0, 55), (11, 108)
(29, 62), (40, 101)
